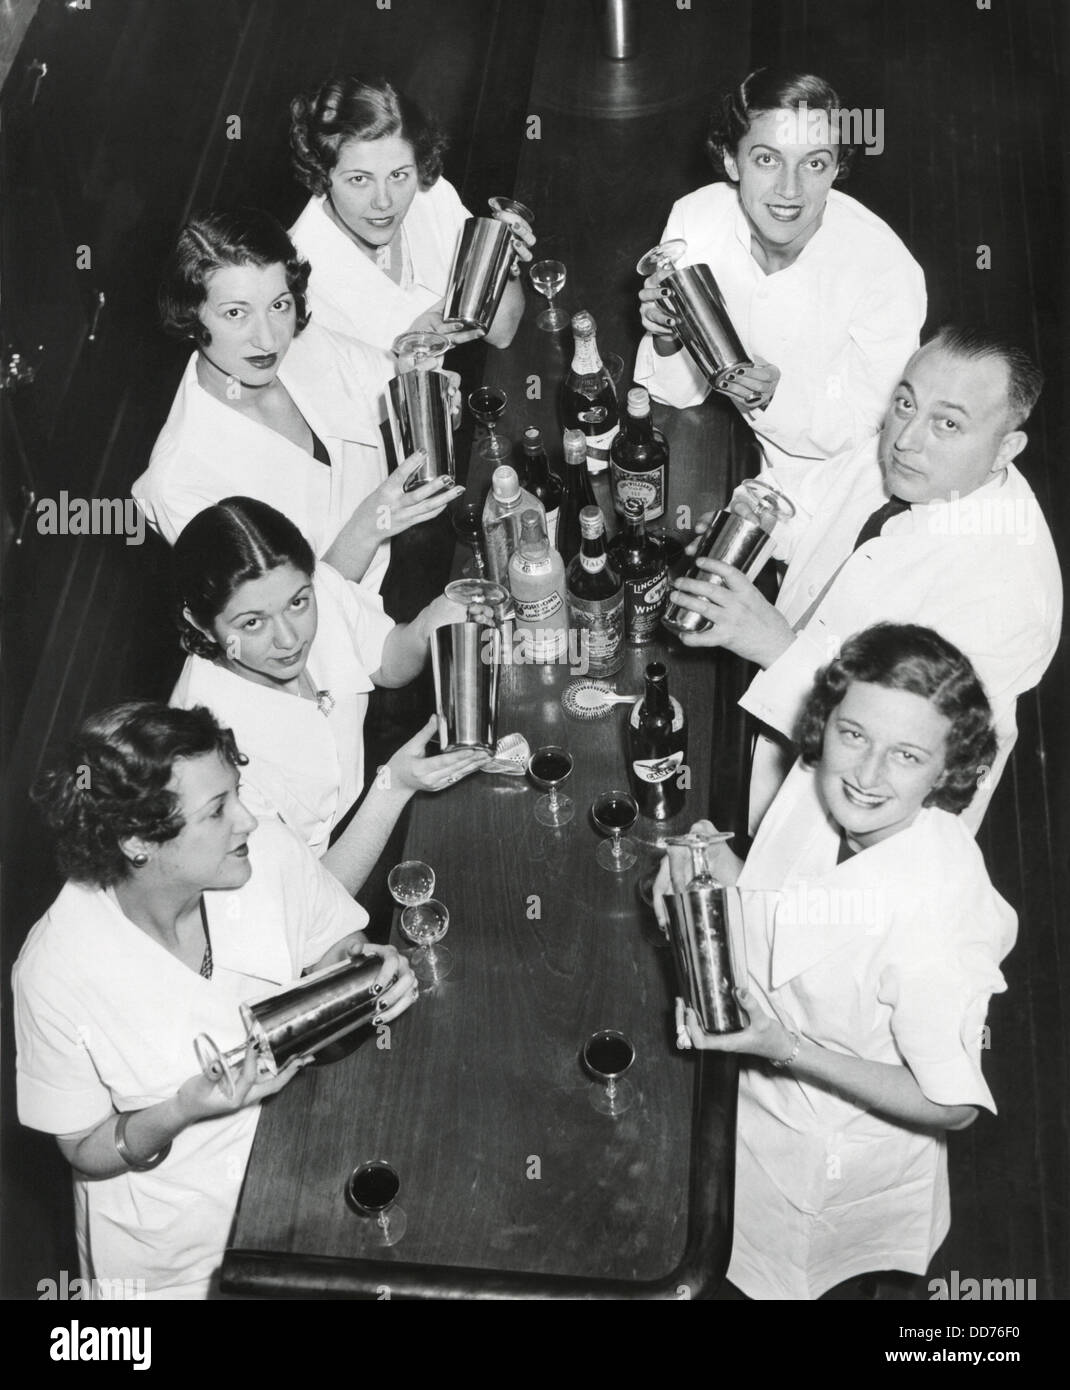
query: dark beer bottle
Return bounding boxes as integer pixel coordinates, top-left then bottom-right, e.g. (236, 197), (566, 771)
(610, 386), (668, 521)
(627, 662), (687, 820)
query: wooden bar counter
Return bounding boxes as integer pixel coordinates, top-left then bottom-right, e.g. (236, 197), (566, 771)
(222, 276), (748, 1299)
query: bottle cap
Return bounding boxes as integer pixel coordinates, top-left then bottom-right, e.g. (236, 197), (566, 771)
(571, 310), (596, 337)
(579, 505), (605, 539)
(491, 465), (521, 502)
(518, 509), (548, 554)
(563, 428), (587, 462)
(622, 498), (644, 523)
(626, 387), (651, 417)
(523, 426), (542, 453)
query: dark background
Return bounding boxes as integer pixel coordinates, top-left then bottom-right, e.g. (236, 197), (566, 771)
(1, 0), (1065, 1302)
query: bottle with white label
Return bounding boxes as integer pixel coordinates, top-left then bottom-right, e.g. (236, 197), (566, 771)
(482, 464), (545, 589)
(565, 505), (624, 678)
(627, 662), (687, 820)
(561, 311), (620, 474)
(610, 386), (668, 521)
(508, 510), (568, 663)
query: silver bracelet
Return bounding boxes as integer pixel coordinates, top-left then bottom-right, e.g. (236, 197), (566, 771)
(770, 1030), (801, 1069)
(114, 1110), (171, 1171)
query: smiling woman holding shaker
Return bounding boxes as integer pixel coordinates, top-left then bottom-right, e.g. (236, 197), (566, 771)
(289, 74), (534, 351)
(654, 624), (1016, 1300)
(171, 497), (487, 884)
(12, 702), (417, 1299)
(635, 69), (926, 486)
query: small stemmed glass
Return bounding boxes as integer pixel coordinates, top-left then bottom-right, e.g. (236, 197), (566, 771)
(529, 259), (568, 332)
(449, 499), (488, 578)
(592, 790), (640, 872)
(527, 746), (574, 827)
(388, 860), (452, 984)
(665, 829), (734, 889)
(392, 329), (452, 373)
(468, 386), (510, 462)
(345, 1160), (406, 1246)
(582, 1029), (636, 1116)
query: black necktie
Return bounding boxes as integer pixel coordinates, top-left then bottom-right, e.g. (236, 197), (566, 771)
(852, 495), (910, 551)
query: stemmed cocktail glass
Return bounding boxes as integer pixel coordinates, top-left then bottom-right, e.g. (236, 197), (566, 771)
(592, 790), (640, 872)
(468, 386), (510, 462)
(345, 1160), (406, 1246)
(527, 746), (574, 827)
(582, 1029), (636, 1116)
(529, 259), (567, 332)
(393, 330), (451, 373)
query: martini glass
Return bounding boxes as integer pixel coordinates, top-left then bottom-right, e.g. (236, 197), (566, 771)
(488, 195), (535, 228)
(345, 1160), (406, 1246)
(468, 385), (510, 462)
(635, 237), (687, 283)
(665, 830), (734, 889)
(583, 1029), (636, 1116)
(592, 790), (640, 872)
(400, 899), (452, 984)
(392, 330), (451, 373)
(527, 745), (574, 827)
(529, 259), (568, 332)
(387, 860), (435, 908)
(444, 577), (509, 625)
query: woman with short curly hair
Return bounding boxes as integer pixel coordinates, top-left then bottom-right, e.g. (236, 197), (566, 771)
(635, 68), (926, 485)
(13, 701), (416, 1298)
(288, 74), (533, 351)
(654, 624), (1017, 1300)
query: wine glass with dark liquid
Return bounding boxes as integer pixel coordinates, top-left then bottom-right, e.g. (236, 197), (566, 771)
(592, 790), (640, 872)
(449, 499), (488, 578)
(529, 259), (568, 332)
(345, 1160), (406, 1246)
(400, 899), (452, 984)
(582, 1029), (636, 1116)
(468, 386), (510, 462)
(527, 745), (574, 827)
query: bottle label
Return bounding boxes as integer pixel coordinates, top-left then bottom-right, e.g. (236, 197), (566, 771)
(629, 695), (685, 735)
(568, 594), (624, 676)
(632, 750), (685, 784)
(624, 571), (669, 644)
(580, 552), (607, 574)
(583, 423), (620, 470)
(514, 590), (564, 623)
(612, 461), (665, 520)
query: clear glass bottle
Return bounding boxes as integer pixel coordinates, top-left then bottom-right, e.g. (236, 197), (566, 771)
(481, 464), (545, 589)
(508, 509), (568, 664)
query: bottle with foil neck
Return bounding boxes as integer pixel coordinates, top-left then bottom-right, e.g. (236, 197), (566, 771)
(561, 311), (620, 475)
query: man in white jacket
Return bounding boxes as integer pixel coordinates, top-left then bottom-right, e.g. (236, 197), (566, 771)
(669, 325), (1062, 833)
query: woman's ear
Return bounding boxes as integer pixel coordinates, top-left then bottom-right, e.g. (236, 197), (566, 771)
(722, 149), (740, 184)
(183, 606), (218, 646)
(117, 834), (154, 869)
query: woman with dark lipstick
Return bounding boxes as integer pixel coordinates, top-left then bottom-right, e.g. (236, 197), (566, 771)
(654, 624), (1016, 1299)
(635, 69), (926, 487)
(133, 207), (462, 593)
(288, 73), (533, 352)
(12, 702), (416, 1298)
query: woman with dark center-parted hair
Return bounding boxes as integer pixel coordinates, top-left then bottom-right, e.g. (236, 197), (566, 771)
(635, 69), (927, 489)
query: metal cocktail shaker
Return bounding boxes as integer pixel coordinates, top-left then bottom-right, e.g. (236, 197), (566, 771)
(443, 197), (534, 334)
(430, 620), (502, 753)
(661, 477), (795, 636)
(193, 954), (393, 1098)
(594, 0), (640, 59)
(389, 366), (456, 493)
(637, 238), (751, 391)
(663, 883), (744, 1035)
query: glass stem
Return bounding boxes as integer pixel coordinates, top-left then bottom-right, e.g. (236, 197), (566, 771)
(612, 831), (623, 862)
(605, 1077), (617, 1103)
(547, 786), (559, 812)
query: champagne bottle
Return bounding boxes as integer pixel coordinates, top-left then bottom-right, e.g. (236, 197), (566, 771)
(608, 498), (669, 646)
(628, 662), (687, 820)
(482, 465), (545, 589)
(518, 427), (564, 550)
(610, 386), (668, 521)
(557, 427), (597, 568)
(566, 506), (624, 678)
(508, 510), (568, 663)
(561, 311), (620, 473)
